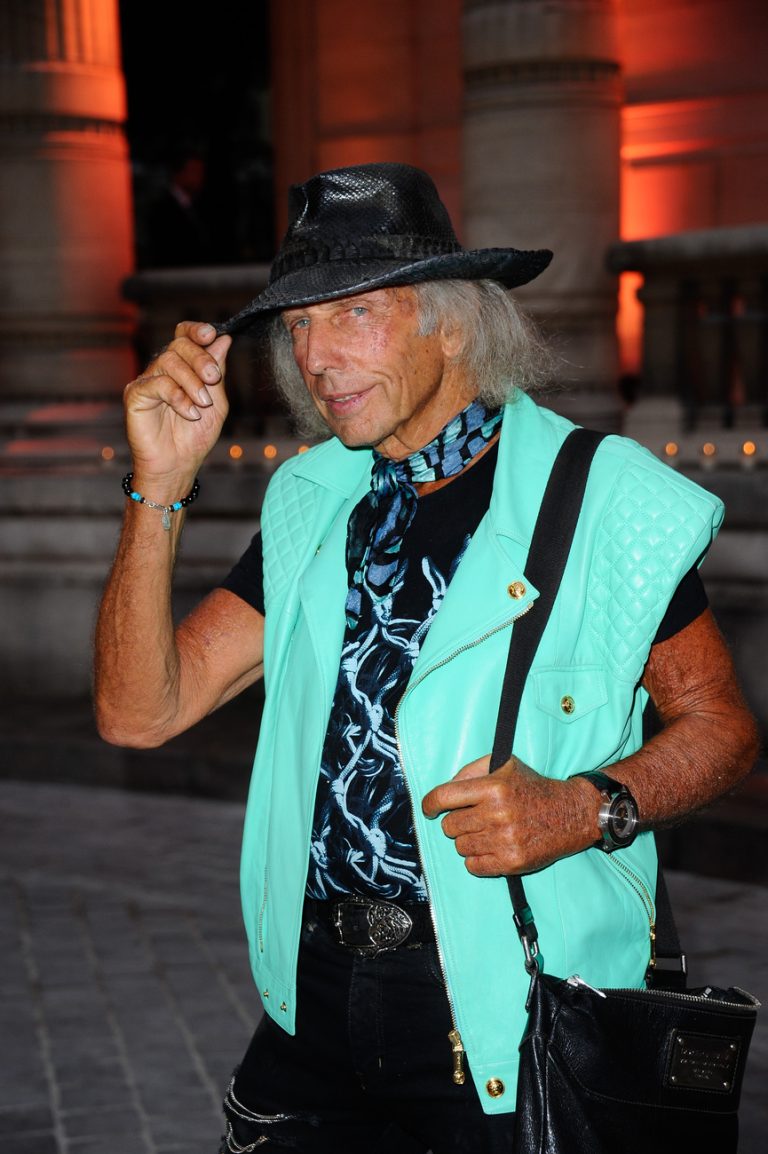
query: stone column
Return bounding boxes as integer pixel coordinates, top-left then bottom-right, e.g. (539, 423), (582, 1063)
(463, 0), (622, 428)
(272, 0), (463, 234)
(0, 0), (135, 402)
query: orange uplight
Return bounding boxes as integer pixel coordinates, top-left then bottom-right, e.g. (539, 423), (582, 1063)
(229, 444), (244, 460)
(297, 444), (310, 454)
(701, 442), (717, 457)
(264, 444), (278, 460)
(101, 446), (115, 461)
(664, 442), (679, 458)
(741, 441), (757, 457)
(617, 272), (644, 376)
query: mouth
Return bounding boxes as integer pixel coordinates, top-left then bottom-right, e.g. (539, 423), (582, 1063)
(320, 385), (375, 415)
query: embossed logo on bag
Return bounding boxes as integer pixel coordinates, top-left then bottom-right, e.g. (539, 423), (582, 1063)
(666, 1031), (741, 1093)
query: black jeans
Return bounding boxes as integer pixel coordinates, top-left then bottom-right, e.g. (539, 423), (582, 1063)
(219, 904), (515, 1153)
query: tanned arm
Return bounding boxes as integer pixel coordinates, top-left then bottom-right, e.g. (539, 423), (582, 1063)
(94, 321), (265, 749)
(422, 609), (760, 875)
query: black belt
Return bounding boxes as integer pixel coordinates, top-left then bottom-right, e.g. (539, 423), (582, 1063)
(306, 896), (435, 957)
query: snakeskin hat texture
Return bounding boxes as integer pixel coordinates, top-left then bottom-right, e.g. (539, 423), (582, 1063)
(217, 163), (553, 334)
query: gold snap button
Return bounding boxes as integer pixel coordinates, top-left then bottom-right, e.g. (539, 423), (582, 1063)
(560, 695), (575, 715)
(507, 581), (526, 600)
(486, 1078), (505, 1098)
(262, 989), (269, 999)
(279, 1002), (288, 1012)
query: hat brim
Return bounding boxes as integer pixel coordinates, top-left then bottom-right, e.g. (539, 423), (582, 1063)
(217, 247), (553, 335)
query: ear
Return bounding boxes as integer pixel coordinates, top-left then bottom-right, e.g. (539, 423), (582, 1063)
(439, 321), (464, 362)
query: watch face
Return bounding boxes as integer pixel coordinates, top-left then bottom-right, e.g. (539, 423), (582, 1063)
(607, 794), (638, 844)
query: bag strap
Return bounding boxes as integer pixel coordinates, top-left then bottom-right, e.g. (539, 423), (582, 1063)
(653, 870), (686, 984)
(489, 428), (606, 771)
(488, 427), (683, 978)
(489, 427), (605, 967)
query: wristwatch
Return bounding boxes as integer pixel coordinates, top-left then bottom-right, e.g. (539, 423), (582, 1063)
(577, 771), (639, 853)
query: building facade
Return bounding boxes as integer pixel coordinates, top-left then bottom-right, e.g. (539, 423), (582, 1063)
(1, 0), (766, 737)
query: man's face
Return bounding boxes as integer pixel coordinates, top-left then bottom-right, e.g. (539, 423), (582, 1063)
(282, 286), (473, 460)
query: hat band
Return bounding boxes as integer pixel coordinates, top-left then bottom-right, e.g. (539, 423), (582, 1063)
(270, 233), (463, 284)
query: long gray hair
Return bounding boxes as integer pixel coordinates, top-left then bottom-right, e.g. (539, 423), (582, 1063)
(269, 279), (554, 439)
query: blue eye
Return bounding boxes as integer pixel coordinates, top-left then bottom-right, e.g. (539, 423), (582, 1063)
(350, 306), (368, 316)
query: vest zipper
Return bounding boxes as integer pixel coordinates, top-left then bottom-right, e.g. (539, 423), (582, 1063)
(394, 602), (535, 1084)
(603, 853), (657, 968)
(258, 869), (269, 953)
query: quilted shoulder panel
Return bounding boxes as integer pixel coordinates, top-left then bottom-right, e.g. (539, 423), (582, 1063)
(586, 446), (723, 682)
(260, 437), (372, 610)
(260, 461), (323, 610)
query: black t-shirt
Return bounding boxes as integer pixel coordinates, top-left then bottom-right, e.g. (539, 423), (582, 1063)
(308, 442), (503, 898)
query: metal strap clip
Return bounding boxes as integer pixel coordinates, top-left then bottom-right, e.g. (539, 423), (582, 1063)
(513, 903), (540, 973)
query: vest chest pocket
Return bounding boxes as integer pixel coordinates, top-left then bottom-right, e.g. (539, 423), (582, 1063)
(531, 667), (608, 724)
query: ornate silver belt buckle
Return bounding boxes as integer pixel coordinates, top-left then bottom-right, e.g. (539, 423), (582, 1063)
(366, 900), (413, 956)
(334, 898), (413, 957)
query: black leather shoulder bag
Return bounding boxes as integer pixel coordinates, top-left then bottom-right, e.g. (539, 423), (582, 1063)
(491, 428), (760, 1154)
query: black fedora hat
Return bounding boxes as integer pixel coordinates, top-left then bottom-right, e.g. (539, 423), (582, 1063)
(218, 163), (553, 335)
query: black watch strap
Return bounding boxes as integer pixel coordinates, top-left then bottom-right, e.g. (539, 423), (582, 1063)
(578, 770), (624, 795)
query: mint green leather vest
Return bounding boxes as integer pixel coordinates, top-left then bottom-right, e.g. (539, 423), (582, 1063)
(239, 393), (723, 1113)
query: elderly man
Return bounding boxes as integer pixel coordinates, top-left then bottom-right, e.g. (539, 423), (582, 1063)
(95, 164), (757, 1154)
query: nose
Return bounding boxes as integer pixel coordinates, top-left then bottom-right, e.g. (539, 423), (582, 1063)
(302, 318), (341, 377)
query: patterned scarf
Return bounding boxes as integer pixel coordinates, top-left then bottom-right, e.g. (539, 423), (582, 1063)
(344, 399), (502, 628)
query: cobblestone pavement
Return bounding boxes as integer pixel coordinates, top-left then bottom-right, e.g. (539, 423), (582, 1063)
(1, 780), (765, 1153)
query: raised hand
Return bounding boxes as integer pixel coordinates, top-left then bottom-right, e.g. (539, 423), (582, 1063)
(124, 321), (232, 497)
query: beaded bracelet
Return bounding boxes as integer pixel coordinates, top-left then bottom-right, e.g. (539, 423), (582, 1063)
(121, 472), (200, 531)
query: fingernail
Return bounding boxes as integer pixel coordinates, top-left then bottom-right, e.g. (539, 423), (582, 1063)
(198, 387), (212, 406)
(198, 324), (214, 339)
(188, 404), (201, 419)
(203, 363), (221, 384)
